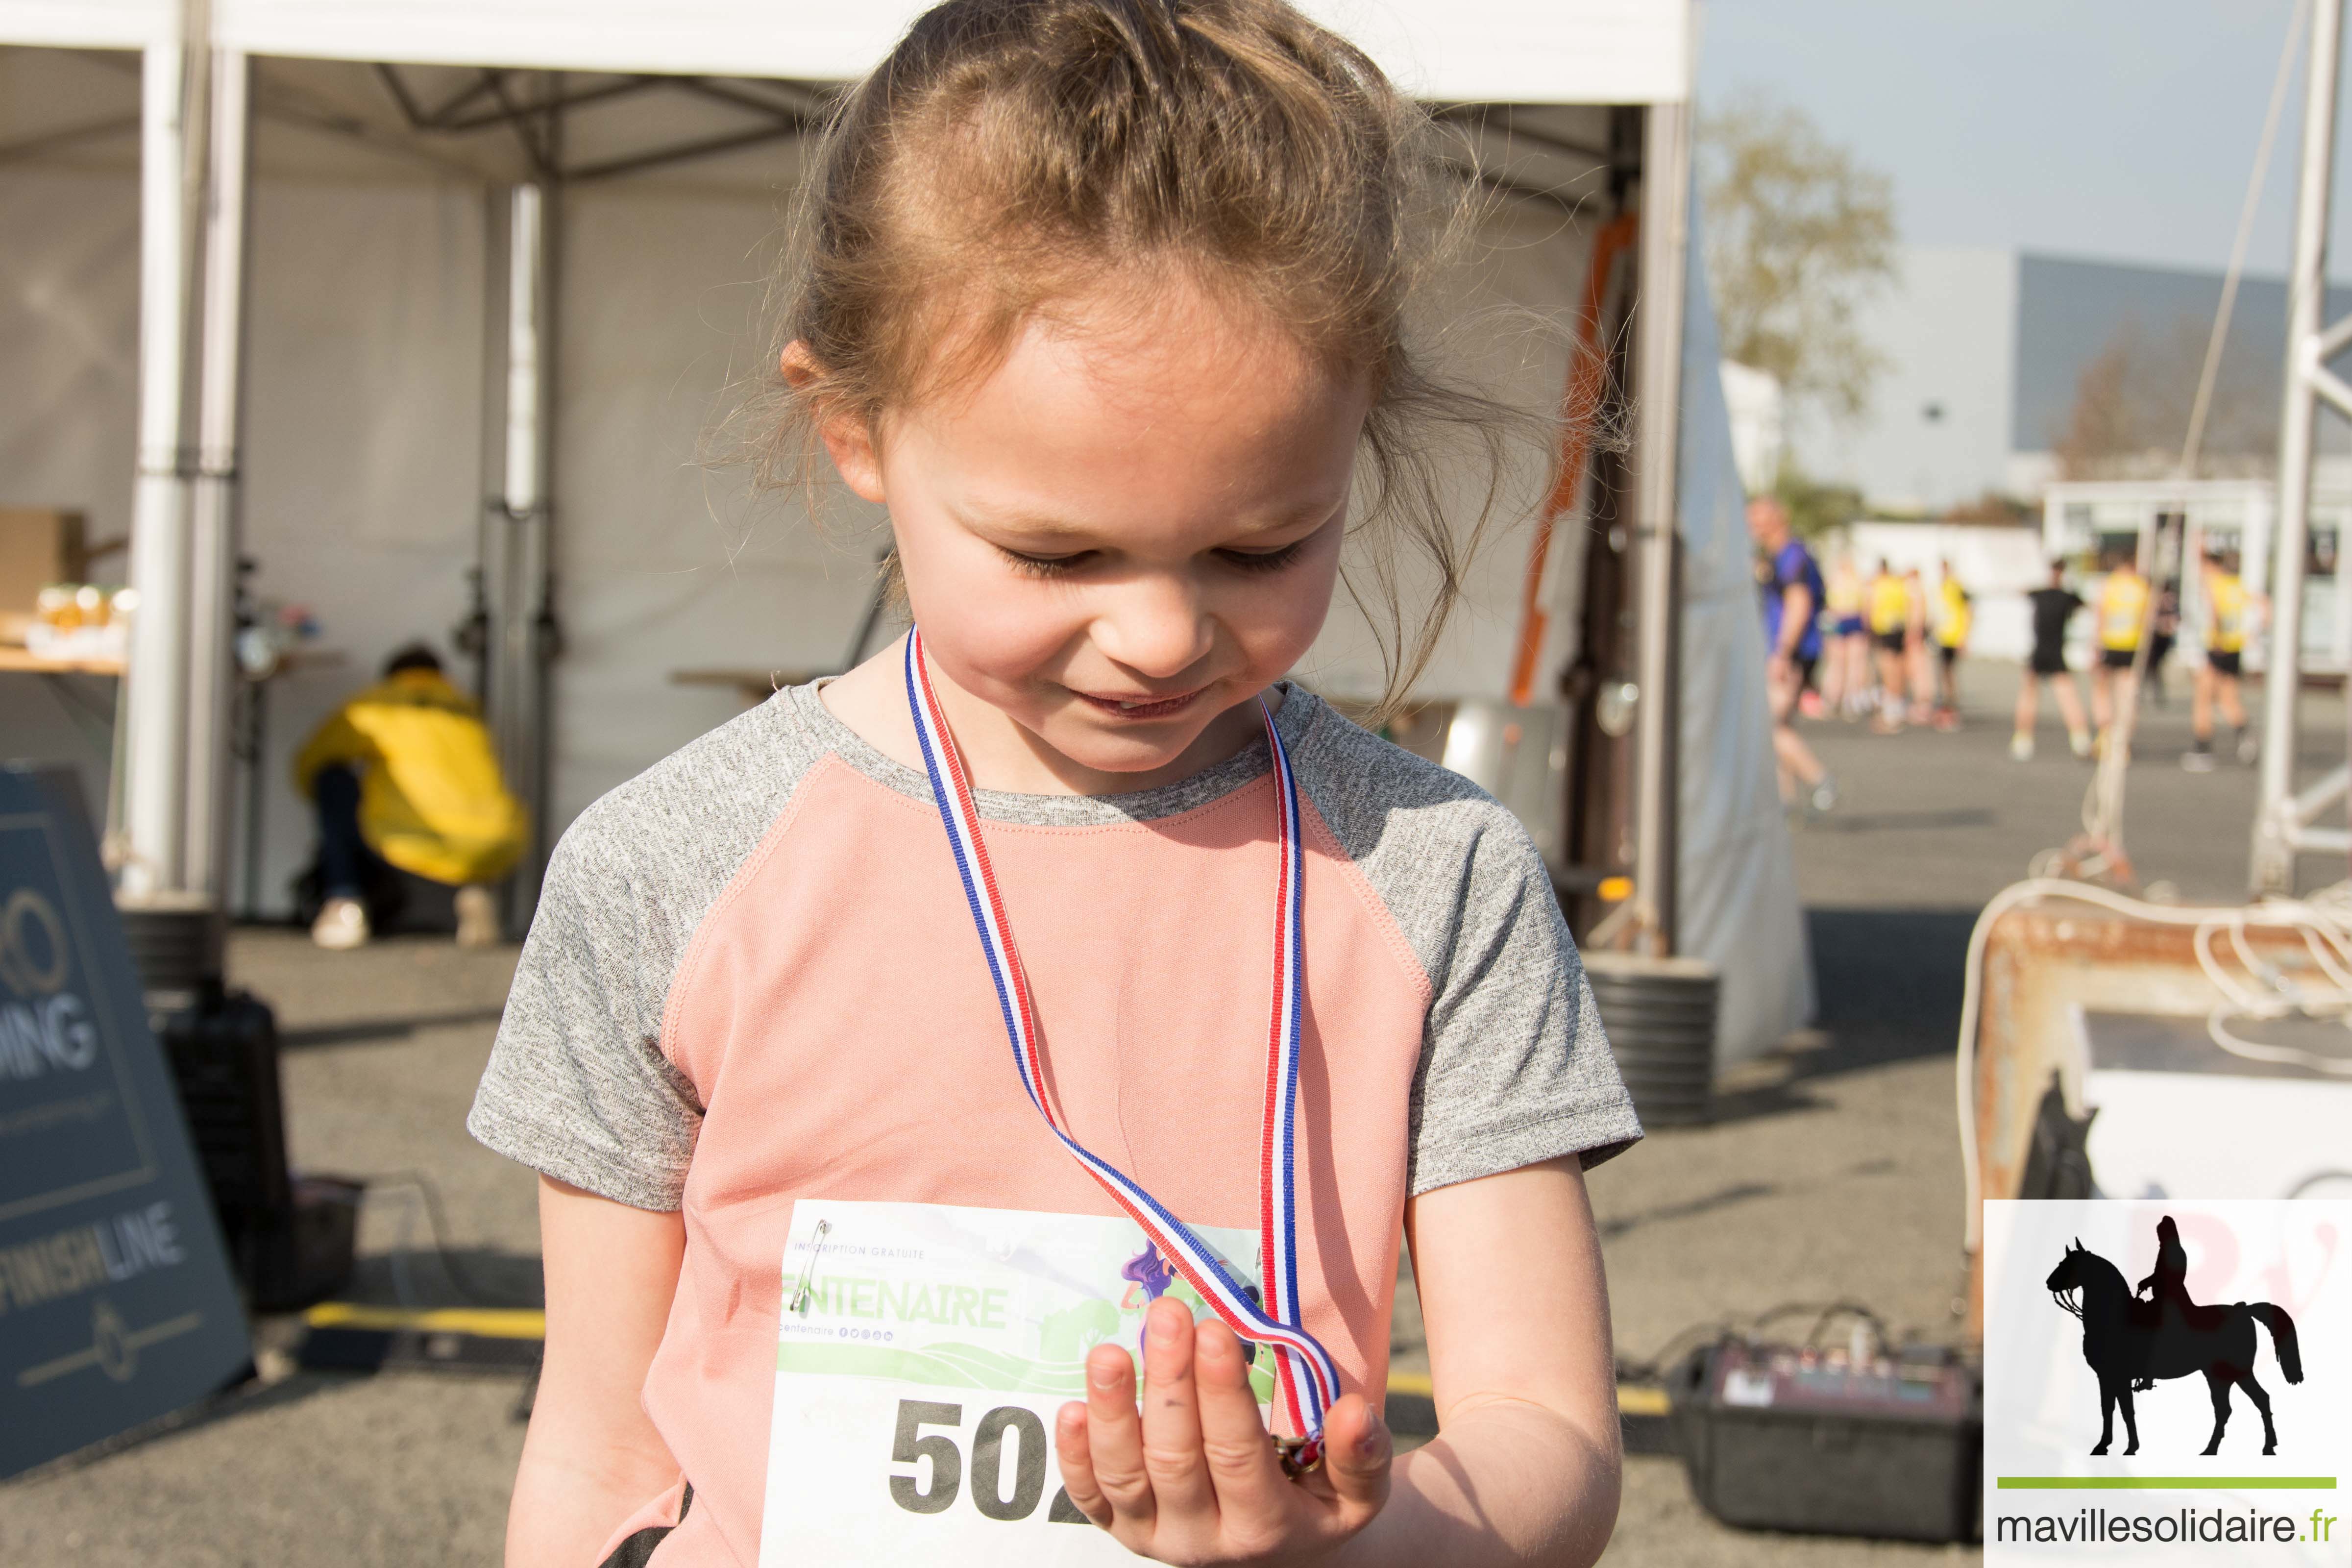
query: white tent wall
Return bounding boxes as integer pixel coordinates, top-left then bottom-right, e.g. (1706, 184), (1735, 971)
(1673, 189), (1812, 1065)
(549, 174), (871, 816)
(547, 172), (1602, 824)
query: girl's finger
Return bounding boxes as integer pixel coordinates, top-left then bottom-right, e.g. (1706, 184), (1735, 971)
(1081, 1344), (1157, 1530)
(1189, 1320), (1290, 1524)
(1053, 1402), (1114, 1527)
(1135, 1298), (1216, 1519)
(1313, 1394), (1392, 1523)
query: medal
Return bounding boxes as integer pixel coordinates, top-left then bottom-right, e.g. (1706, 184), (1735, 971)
(902, 630), (1342, 1472)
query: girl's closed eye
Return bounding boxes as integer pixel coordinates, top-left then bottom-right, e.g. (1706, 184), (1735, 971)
(996, 539), (1309, 578)
(998, 545), (1098, 578)
(1218, 539), (1309, 573)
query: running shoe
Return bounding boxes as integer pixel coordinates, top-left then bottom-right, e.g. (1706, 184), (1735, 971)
(2069, 729), (2094, 759)
(1810, 774), (1838, 814)
(2182, 744), (2217, 773)
(1933, 709), (1961, 732)
(312, 896), (369, 951)
(455, 885), (501, 948)
(2237, 729), (2258, 766)
(2010, 733), (2034, 762)
(1799, 690), (1825, 720)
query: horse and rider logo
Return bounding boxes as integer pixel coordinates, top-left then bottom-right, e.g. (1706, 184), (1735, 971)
(2046, 1215), (2304, 1457)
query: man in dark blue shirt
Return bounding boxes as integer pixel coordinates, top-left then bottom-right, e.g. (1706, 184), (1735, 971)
(1750, 497), (1836, 813)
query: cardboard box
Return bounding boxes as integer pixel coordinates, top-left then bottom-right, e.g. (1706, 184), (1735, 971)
(0, 507), (90, 645)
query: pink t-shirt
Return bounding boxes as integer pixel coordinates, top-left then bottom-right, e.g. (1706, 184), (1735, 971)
(471, 682), (1636, 1566)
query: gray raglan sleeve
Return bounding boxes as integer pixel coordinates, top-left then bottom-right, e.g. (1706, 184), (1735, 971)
(467, 807), (704, 1211)
(1405, 811), (1642, 1193)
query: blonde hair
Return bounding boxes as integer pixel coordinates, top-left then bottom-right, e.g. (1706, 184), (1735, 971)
(747, 0), (1547, 716)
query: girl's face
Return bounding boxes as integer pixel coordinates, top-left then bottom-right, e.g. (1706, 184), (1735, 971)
(814, 276), (1370, 788)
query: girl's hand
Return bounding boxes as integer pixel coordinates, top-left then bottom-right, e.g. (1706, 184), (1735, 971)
(1055, 1297), (1390, 1566)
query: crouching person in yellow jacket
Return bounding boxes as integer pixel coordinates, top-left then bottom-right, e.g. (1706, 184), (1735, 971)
(293, 644), (529, 951)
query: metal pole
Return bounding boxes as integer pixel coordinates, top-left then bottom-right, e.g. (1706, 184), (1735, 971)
(1629, 98), (1691, 955)
(185, 47), (249, 907)
(118, 37), (204, 898)
(487, 179), (556, 931)
(2253, 0), (2343, 895)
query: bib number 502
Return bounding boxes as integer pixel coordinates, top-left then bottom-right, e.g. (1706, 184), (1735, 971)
(888, 1399), (1090, 1524)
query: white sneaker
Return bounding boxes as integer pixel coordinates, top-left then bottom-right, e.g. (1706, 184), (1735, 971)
(2010, 733), (2034, 761)
(2237, 732), (2258, 766)
(2069, 730), (2094, 759)
(1809, 774), (1839, 814)
(455, 885), (501, 948)
(2182, 746), (2218, 773)
(312, 896), (369, 951)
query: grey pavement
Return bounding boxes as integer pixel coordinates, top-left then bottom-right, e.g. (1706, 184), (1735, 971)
(2, 658), (2341, 1565)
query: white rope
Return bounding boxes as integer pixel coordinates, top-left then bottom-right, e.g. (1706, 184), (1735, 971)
(1956, 879), (2352, 1254)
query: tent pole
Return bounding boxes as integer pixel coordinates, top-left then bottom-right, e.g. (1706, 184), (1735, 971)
(119, 35), (206, 898)
(1628, 98), (1691, 956)
(488, 178), (556, 931)
(2252, 0), (2343, 895)
(185, 47), (250, 908)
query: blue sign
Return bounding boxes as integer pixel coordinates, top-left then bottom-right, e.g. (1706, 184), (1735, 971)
(0, 768), (250, 1478)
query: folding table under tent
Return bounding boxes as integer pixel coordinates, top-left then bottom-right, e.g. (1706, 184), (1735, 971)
(0, 0), (1809, 1064)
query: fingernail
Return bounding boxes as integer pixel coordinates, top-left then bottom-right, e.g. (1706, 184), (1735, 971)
(1359, 1406), (1387, 1458)
(1149, 1311), (1184, 1346)
(1091, 1358), (1124, 1390)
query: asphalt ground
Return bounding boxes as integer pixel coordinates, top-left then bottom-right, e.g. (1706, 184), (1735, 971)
(2, 657), (2343, 1565)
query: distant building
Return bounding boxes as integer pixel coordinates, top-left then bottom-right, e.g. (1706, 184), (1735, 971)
(1718, 360), (1785, 497)
(1796, 245), (2352, 514)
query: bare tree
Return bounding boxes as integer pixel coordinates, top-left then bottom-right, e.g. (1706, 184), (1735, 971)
(2055, 316), (2281, 480)
(1699, 91), (1898, 424)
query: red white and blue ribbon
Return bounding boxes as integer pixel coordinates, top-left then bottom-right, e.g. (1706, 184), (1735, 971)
(902, 629), (1342, 1459)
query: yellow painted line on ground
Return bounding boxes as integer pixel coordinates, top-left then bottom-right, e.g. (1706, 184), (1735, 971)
(1384, 1371), (1670, 1418)
(303, 1302), (547, 1340)
(1616, 1384), (1670, 1416)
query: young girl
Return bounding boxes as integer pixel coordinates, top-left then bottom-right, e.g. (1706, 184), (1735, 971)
(469, 3), (1640, 1564)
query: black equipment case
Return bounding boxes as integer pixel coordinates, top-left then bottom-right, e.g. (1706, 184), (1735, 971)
(1666, 1338), (1981, 1544)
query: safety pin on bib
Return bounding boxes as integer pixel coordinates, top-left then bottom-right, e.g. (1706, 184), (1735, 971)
(787, 1219), (831, 1316)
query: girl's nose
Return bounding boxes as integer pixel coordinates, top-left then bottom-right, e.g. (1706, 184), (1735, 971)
(1091, 578), (1215, 680)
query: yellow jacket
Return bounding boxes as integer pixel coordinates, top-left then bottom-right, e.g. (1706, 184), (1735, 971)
(294, 670), (529, 886)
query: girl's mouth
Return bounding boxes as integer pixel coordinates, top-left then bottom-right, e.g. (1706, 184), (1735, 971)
(1073, 687), (1204, 721)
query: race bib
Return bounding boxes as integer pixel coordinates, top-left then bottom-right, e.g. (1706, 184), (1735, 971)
(759, 1199), (1274, 1566)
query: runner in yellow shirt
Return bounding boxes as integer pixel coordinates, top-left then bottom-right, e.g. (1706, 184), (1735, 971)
(1931, 559), (1972, 730)
(2184, 549), (2262, 771)
(2090, 550), (2150, 744)
(1866, 560), (1913, 732)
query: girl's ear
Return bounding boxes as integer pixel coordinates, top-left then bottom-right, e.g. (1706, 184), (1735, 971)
(782, 341), (887, 505)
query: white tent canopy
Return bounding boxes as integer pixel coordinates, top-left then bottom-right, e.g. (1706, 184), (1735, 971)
(6, 0), (1688, 102)
(0, 0), (1811, 1064)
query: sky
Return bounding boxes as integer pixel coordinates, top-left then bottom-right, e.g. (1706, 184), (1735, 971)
(1694, 0), (2349, 278)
